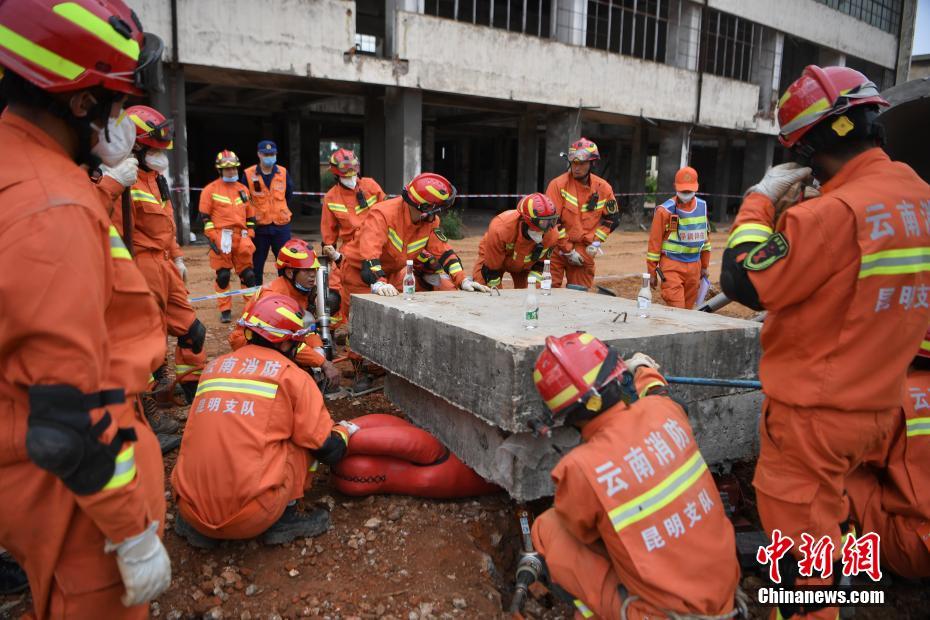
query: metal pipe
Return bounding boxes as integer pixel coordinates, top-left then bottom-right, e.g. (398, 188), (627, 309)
(697, 292), (730, 313)
(666, 376), (761, 389)
(316, 259), (333, 360)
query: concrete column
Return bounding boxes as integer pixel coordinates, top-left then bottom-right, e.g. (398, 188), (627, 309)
(751, 29), (781, 116)
(543, 110), (580, 185)
(817, 48), (846, 67)
(896, 0), (918, 83)
(157, 66), (190, 245)
(665, 0), (702, 71)
(553, 0), (586, 46)
(386, 0), (423, 58)
(384, 87), (422, 192)
(626, 121), (648, 226)
(304, 122), (321, 194)
(422, 124), (436, 173)
(516, 113), (539, 193)
(741, 134), (775, 194)
(287, 112), (302, 189)
(657, 124), (688, 196)
(363, 94), (386, 184)
(711, 137), (731, 222)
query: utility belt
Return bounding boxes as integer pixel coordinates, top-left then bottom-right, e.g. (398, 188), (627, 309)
(136, 246), (172, 260)
(619, 585), (749, 620)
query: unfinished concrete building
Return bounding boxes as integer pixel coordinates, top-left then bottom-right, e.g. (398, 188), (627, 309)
(135, 0), (919, 237)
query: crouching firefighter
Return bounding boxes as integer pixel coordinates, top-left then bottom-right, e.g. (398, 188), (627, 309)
(526, 333), (744, 619)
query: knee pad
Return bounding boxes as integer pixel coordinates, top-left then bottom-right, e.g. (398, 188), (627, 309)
(216, 268), (232, 289)
(239, 267), (256, 287)
(178, 318), (207, 354)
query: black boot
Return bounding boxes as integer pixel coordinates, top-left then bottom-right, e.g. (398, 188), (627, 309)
(174, 514), (219, 549)
(180, 381), (198, 405)
(220, 310), (232, 323)
(262, 505), (330, 545)
(142, 395), (180, 435)
(0, 553), (28, 595)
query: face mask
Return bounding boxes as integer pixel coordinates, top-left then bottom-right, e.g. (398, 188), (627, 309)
(261, 156), (276, 167)
(340, 175), (358, 189)
(677, 191), (695, 203)
(145, 150), (169, 173)
(527, 229), (544, 243)
(222, 174), (238, 183)
(91, 114), (136, 167)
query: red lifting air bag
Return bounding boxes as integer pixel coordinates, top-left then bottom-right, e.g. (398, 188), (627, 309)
(333, 414), (501, 498)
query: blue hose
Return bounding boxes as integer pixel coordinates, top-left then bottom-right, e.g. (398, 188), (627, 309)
(666, 376), (762, 389)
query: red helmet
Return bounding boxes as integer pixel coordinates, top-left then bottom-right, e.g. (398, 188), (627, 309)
(329, 148), (360, 178)
(276, 239), (320, 270)
(215, 150), (240, 169)
(126, 105), (173, 149)
(918, 327), (930, 360)
(533, 332), (629, 419)
(0, 0), (163, 96)
(777, 65), (888, 149)
(517, 193), (559, 232)
(567, 138), (600, 162)
(402, 173), (457, 215)
(239, 294), (309, 344)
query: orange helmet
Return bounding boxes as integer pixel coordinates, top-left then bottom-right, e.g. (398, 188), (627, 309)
(276, 239), (320, 271)
(918, 327), (930, 360)
(239, 294), (309, 344)
(674, 167), (699, 192)
(329, 148), (360, 177)
(0, 0), (163, 96)
(517, 193), (559, 232)
(126, 105), (173, 149)
(215, 150), (240, 169)
(777, 65), (888, 149)
(533, 332), (633, 421)
(402, 173), (457, 215)
(567, 138), (600, 162)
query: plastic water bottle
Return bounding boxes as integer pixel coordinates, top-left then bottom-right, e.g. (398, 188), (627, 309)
(540, 260), (552, 296)
(524, 277), (539, 329)
(403, 260), (416, 300)
(637, 272), (652, 318)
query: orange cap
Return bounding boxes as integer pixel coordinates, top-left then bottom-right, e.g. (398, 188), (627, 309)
(674, 166), (699, 192)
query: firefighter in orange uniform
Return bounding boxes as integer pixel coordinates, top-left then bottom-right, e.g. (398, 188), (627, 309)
(200, 150), (257, 323)
(545, 138), (620, 289)
(845, 329), (930, 579)
(0, 1), (171, 616)
(320, 148), (386, 259)
(337, 172), (490, 319)
(243, 140), (294, 285)
(722, 66), (930, 619)
(229, 240), (342, 389)
(172, 294), (357, 547)
(529, 333), (742, 619)
(646, 167), (711, 308)
(473, 192), (560, 289)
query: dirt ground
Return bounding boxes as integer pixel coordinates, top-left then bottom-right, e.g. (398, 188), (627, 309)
(2, 218), (927, 619)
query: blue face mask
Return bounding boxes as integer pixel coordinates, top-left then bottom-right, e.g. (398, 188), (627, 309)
(222, 175), (238, 183)
(261, 156), (276, 167)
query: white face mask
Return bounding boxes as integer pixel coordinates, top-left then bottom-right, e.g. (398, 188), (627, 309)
(91, 114), (136, 167)
(527, 229), (544, 244)
(339, 175), (358, 189)
(145, 150), (170, 173)
(677, 191), (695, 203)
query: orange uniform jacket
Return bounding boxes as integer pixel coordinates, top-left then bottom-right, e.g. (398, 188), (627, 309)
(199, 178), (256, 240)
(0, 112), (166, 614)
(545, 171), (616, 253)
(126, 169), (183, 258)
(171, 344), (336, 530)
(243, 164), (292, 226)
(883, 368), (930, 519)
(229, 276), (327, 368)
(473, 210), (559, 287)
(546, 368), (740, 616)
(727, 148), (930, 411)
(320, 177), (386, 247)
(341, 196), (466, 286)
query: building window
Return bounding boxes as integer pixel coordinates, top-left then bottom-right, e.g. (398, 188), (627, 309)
(700, 9), (758, 82)
(585, 0), (669, 62)
(813, 0), (902, 35)
(354, 34), (378, 55)
(423, 0), (553, 37)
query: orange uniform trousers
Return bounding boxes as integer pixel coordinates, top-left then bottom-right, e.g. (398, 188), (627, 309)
(134, 249), (206, 385)
(845, 467), (930, 579)
(754, 399), (898, 619)
(338, 262), (372, 321)
(549, 252), (595, 290)
(657, 257), (701, 309)
(176, 442), (309, 540)
(208, 235), (255, 312)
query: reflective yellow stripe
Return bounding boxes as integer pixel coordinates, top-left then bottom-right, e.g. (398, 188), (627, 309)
(906, 417), (930, 437)
(407, 237), (429, 254)
(558, 228), (567, 239)
(544, 383), (580, 410)
(594, 229), (608, 242)
(573, 600), (594, 618)
(108, 226), (131, 260)
(639, 380), (665, 398)
(366, 195), (378, 206)
(646, 252), (661, 261)
(447, 262), (463, 275)
(703, 242), (712, 251)
(234, 197), (245, 206)
(608, 451), (707, 532)
(727, 223), (773, 249)
(54, 2), (141, 60)
(921, 340), (930, 353)
(327, 203), (348, 213)
(204, 221), (215, 230)
(859, 247), (930, 279)
(0, 23), (84, 79)
(662, 240), (702, 254)
(488, 276), (502, 287)
(102, 446), (136, 490)
(678, 215), (706, 226)
(309, 460), (319, 473)
(387, 228), (403, 252)
(130, 189), (160, 205)
(559, 189), (578, 207)
(211, 193), (232, 204)
(355, 204), (369, 215)
(582, 362), (603, 385)
(196, 377), (279, 399)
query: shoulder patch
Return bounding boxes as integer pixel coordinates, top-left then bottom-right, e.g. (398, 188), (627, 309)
(605, 199), (618, 214)
(743, 233), (789, 271)
(434, 229), (448, 242)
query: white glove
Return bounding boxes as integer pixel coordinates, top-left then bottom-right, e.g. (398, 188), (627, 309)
(625, 352), (660, 375)
(220, 229), (233, 254)
(173, 257), (187, 283)
(322, 245), (341, 262)
(585, 242), (604, 258)
(748, 163), (812, 204)
(371, 281), (399, 296)
(460, 277), (491, 293)
(563, 249), (585, 266)
(104, 521), (171, 607)
(100, 156), (139, 188)
(337, 420), (360, 436)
